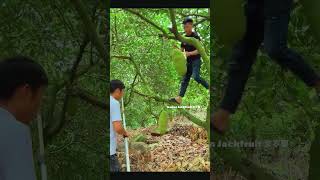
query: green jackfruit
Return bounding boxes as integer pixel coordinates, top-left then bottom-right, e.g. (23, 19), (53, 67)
(158, 110), (168, 135)
(213, 0), (246, 48)
(151, 110), (169, 136)
(301, 0), (320, 43)
(171, 49), (187, 76)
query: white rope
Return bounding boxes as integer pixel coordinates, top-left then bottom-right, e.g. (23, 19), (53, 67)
(37, 114), (48, 180)
(121, 98), (131, 172)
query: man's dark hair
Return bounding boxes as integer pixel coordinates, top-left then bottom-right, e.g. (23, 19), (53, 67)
(110, 79), (125, 93)
(0, 56), (49, 100)
(183, 17), (193, 25)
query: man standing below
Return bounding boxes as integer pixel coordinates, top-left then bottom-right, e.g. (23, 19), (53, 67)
(170, 17), (209, 104)
(212, 0), (320, 134)
(0, 56), (48, 180)
(110, 80), (129, 172)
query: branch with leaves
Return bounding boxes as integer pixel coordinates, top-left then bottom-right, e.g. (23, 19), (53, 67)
(70, 0), (107, 64)
(132, 89), (207, 128)
(123, 8), (176, 40)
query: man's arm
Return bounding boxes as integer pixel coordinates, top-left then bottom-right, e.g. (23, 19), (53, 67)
(186, 50), (199, 57)
(186, 33), (201, 57)
(113, 121), (129, 137)
(111, 100), (129, 137)
(185, 32), (201, 56)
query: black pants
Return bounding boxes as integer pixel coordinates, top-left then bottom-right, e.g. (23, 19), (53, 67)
(220, 0), (320, 113)
(179, 59), (209, 97)
(110, 154), (121, 172)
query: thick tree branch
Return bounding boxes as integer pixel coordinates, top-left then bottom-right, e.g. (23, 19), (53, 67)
(194, 18), (207, 26)
(111, 54), (147, 84)
(70, 0), (107, 64)
(132, 90), (207, 128)
(177, 12), (210, 20)
(45, 37), (89, 141)
(111, 55), (131, 60)
(123, 8), (175, 39)
(73, 87), (107, 110)
(132, 90), (169, 103)
(125, 73), (138, 106)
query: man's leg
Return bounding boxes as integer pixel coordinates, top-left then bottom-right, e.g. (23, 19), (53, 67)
(170, 61), (192, 104)
(178, 61), (193, 98)
(263, 0), (320, 90)
(110, 154), (121, 172)
(192, 59), (209, 89)
(219, 0), (265, 114)
(213, 0), (265, 133)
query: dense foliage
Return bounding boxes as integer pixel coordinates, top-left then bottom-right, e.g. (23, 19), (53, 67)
(110, 8), (210, 172)
(110, 8), (210, 129)
(0, 0), (108, 179)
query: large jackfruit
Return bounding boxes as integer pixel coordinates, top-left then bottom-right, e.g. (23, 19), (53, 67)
(171, 48), (187, 76)
(213, 0), (246, 48)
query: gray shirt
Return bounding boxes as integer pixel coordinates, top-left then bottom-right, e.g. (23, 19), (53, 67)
(110, 96), (122, 155)
(0, 107), (36, 180)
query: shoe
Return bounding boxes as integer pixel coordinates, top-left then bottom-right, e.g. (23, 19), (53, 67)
(211, 109), (230, 135)
(169, 97), (181, 104)
(211, 114), (225, 135)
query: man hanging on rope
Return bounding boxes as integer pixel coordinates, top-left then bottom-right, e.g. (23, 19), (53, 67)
(212, 0), (320, 134)
(110, 80), (130, 172)
(0, 56), (48, 180)
(170, 17), (209, 104)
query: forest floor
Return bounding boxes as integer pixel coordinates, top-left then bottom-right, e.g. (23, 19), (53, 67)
(117, 116), (210, 172)
(211, 143), (309, 180)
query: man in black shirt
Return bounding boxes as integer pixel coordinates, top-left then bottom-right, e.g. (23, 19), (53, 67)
(170, 17), (209, 104)
(212, 0), (320, 134)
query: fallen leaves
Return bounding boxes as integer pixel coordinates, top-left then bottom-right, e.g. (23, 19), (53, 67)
(117, 120), (210, 172)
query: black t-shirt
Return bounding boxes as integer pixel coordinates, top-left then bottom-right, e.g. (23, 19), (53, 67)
(181, 32), (201, 61)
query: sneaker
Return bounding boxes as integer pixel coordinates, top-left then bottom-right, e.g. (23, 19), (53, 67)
(169, 97), (181, 104)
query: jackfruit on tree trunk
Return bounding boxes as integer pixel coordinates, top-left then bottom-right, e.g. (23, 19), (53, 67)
(158, 110), (168, 134)
(151, 110), (168, 136)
